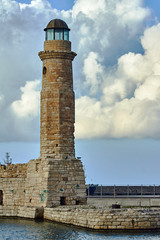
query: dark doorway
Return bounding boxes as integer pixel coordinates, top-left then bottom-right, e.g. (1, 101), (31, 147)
(60, 197), (66, 205)
(0, 190), (3, 205)
(76, 200), (80, 205)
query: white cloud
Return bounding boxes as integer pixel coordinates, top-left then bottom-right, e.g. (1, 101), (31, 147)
(72, 0), (107, 19)
(115, 0), (150, 34)
(0, 0), (159, 141)
(83, 52), (104, 95)
(0, 0), (19, 17)
(11, 80), (40, 118)
(72, 0), (150, 98)
(141, 23), (160, 61)
(75, 23), (160, 139)
(19, 0), (51, 10)
(75, 96), (107, 139)
(0, 94), (4, 106)
(135, 76), (160, 101)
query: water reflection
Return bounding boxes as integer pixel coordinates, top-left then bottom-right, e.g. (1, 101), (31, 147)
(0, 218), (160, 240)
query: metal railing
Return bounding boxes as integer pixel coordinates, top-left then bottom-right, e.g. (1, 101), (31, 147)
(86, 185), (160, 198)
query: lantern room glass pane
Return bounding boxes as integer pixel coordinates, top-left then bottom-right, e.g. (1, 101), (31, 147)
(55, 29), (63, 40)
(46, 29), (54, 40)
(64, 29), (69, 41)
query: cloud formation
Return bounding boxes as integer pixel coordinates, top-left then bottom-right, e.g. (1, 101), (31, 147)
(11, 80), (40, 118)
(0, 0), (160, 141)
(75, 23), (160, 139)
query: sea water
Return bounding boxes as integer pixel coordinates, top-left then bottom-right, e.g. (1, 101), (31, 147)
(0, 218), (160, 240)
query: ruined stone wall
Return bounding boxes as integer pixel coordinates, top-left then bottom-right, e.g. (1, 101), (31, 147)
(0, 157), (87, 208)
(0, 159), (49, 208)
(0, 160), (50, 208)
(0, 178), (26, 206)
(0, 164), (27, 178)
(0, 163), (27, 206)
(24, 159), (49, 207)
(44, 206), (160, 230)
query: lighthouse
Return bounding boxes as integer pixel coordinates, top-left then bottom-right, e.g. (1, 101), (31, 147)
(39, 19), (76, 160)
(38, 19), (86, 206)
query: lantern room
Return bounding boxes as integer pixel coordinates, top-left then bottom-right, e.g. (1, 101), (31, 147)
(44, 19), (70, 41)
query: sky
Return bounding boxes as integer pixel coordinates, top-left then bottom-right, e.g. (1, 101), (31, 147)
(0, 0), (160, 185)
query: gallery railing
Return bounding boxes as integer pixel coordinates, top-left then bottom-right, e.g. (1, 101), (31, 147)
(86, 185), (160, 198)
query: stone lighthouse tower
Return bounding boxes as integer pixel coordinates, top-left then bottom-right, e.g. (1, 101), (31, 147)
(39, 19), (76, 160)
(38, 19), (86, 207)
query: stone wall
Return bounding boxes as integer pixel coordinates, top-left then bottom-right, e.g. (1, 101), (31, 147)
(0, 164), (27, 178)
(24, 159), (49, 207)
(0, 163), (27, 206)
(87, 197), (160, 208)
(0, 206), (37, 219)
(44, 40), (72, 52)
(0, 159), (50, 208)
(1, 205), (160, 230)
(44, 206), (160, 230)
(24, 157), (86, 208)
(0, 157), (86, 208)
(0, 178), (26, 206)
(47, 158), (87, 207)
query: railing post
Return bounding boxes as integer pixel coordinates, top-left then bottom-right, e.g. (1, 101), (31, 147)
(114, 185), (116, 198)
(88, 185), (90, 198)
(141, 184), (143, 197)
(127, 184), (129, 197)
(101, 185), (102, 198)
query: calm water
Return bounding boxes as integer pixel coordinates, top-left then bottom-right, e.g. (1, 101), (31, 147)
(0, 218), (160, 240)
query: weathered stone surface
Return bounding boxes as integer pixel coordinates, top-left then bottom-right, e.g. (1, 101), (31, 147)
(44, 207), (160, 230)
(39, 41), (76, 160)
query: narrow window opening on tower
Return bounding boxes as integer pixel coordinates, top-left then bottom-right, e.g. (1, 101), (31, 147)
(36, 163), (39, 172)
(43, 67), (47, 75)
(56, 144), (58, 147)
(76, 200), (80, 205)
(0, 190), (3, 205)
(60, 197), (66, 205)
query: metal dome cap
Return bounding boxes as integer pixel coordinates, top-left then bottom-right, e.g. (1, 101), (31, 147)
(44, 19), (70, 31)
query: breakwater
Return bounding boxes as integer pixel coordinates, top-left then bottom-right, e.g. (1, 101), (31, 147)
(44, 206), (160, 230)
(1, 205), (160, 230)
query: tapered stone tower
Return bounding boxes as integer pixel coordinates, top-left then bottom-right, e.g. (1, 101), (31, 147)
(38, 19), (86, 207)
(39, 19), (76, 160)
